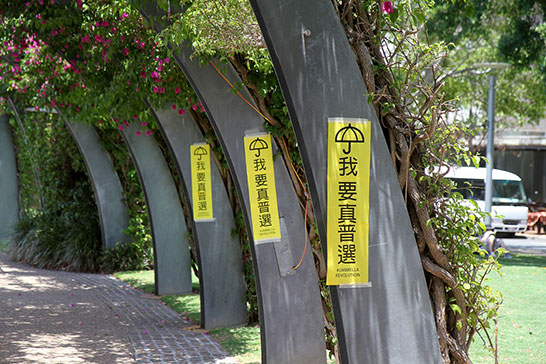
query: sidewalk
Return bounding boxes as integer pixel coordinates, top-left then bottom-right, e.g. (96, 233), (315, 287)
(0, 253), (239, 364)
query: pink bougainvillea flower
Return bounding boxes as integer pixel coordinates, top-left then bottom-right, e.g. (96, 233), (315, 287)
(136, 131), (141, 136)
(200, 106), (205, 112)
(145, 130), (152, 136)
(118, 124), (124, 130)
(140, 71), (146, 78)
(192, 104), (198, 111)
(153, 86), (159, 93)
(160, 87), (165, 93)
(174, 87), (180, 94)
(178, 109), (185, 115)
(133, 114), (138, 119)
(381, 1), (393, 14)
(141, 121), (147, 127)
(150, 71), (159, 79)
(123, 48), (129, 56)
(172, 104), (177, 110)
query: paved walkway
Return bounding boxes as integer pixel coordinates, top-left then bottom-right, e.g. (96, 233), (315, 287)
(0, 253), (239, 364)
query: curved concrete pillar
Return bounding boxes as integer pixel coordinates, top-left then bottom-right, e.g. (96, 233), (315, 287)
(64, 120), (129, 250)
(139, 4), (326, 363)
(0, 114), (19, 240)
(121, 122), (192, 295)
(149, 104), (247, 329)
(249, 1), (442, 363)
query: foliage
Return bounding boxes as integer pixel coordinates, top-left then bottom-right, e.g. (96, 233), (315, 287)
(333, 0), (507, 362)
(427, 0), (546, 133)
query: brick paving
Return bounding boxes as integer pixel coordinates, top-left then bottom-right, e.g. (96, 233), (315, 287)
(0, 253), (239, 364)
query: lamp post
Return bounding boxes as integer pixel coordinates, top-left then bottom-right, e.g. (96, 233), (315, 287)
(472, 63), (510, 228)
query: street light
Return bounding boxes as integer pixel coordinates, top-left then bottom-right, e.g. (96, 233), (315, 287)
(447, 62), (510, 228)
(473, 63), (510, 229)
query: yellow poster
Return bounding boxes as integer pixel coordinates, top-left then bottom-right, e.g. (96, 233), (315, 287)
(243, 133), (281, 243)
(326, 118), (372, 286)
(190, 143), (214, 221)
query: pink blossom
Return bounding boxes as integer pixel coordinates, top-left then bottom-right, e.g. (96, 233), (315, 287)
(123, 48), (129, 56)
(133, 114), (138, 119)
(136, 131), (141, 136)
(122, 13), (129, 19)
(200, 106), (205, 112)
(145, 130), (152, 136)
(150, 71), (159, 79)
(192, 104), (198, 111)
(381, 1), (393, 14)
(140, 71), (146, 78)
(175, 87), (180, 94)
(36, 14), (41, 19)
(141, 121), (147, 127)
(160, 87), (165, 93)
(153, 86), (159, 93)
(118, 124), (123, 130)
(178, 109), (185, 115)
(172, 104), (177, 110)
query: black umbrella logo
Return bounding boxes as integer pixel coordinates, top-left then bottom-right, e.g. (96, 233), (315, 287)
(193, 146), (208, 161)
(335, 123), (365, 154)
(249, 137), (268, 157)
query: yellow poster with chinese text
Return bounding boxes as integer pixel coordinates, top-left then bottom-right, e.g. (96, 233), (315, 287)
(243, 133), (281, 243)
(326, 118), (371, 285)
(190, 144), (214, 221)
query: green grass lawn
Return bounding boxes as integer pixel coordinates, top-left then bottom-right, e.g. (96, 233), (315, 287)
(470, 254), (546, 364)
(114, 269), (261, 364)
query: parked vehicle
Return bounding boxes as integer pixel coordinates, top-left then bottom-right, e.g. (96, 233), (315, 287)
(445, 166), (528, 236)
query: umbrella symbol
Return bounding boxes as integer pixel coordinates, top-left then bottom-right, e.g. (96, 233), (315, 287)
(249, 137), (269, 157)
(335, 123), (365, 154)
(193, 146), (208, 161)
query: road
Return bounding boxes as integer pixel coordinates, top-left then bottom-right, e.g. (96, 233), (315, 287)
(500, 231), (546, 255)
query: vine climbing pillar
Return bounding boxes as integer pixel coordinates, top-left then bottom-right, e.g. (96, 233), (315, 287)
(249, 0), (443, 363)
(139, 3), (327, 363)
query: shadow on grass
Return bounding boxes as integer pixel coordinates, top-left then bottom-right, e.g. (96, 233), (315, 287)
(209, 326), (260, 357)
(498, 254), (546, 267)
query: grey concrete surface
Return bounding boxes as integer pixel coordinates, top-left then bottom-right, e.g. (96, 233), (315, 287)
(0, 253), (238, 364)
(121, 123), (192, 296)
(149, 105), (247, 330)
(0, 114), (19, 241)
(249, 0), (442, 363)
(138, 3), (327, 364)
(65, 120), (130, 250)
(502, 232), (546, 255)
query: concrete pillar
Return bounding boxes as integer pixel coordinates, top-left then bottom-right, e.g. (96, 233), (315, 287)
(121, 122), (192, 295)
(249, 1), (442, 363)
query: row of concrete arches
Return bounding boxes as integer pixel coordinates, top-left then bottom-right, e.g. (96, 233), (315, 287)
(1, 1), (444, 363)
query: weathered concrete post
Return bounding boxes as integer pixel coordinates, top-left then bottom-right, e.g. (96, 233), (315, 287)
(121, 122), (192, 295)
(0, 114), (19, 241)
(149, 104), (247, 329)
(249, 1), (443, 363)
(63, 119), (129, 250)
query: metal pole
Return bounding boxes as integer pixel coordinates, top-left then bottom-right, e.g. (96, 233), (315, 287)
(484, 74), (496, 228)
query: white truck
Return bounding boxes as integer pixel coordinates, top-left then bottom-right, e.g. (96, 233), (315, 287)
(445, 166), (528, 236)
